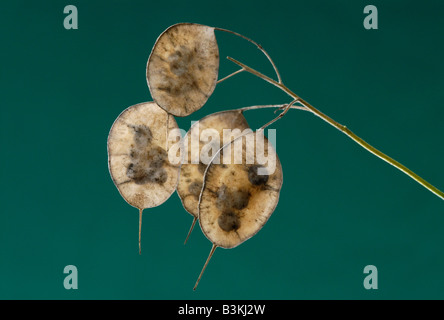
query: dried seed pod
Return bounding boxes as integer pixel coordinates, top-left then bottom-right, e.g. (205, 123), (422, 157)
(176, 110), (250, 243)
(147, 23), (219, 117)
(107, 102), (180, 253)
(193, 131), (283, 289)
(199, 131), (283, 248)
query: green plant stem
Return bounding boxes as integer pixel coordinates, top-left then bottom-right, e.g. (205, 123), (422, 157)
(227, 56), (444, 201)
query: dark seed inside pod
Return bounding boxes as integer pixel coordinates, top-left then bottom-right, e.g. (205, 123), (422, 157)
(126, 163), (150, 185)
(145, 167), (168, 185)
(126, 163), (168, 186)
(168, 46), (193, 77)
(188, 181), (203, 198)
(216, 185), (250, 211)
(129, 124), (153, 147)
(197, 161), (207, 174)
(147, 146), (168, 169)
(248, 165), (269, 186)
(218, 211), (241, 232)
(125, 131), (169, 186)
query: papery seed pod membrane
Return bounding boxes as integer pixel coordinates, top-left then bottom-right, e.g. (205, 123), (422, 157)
(177, 110), (250, 243)
(107, 102), (180, 253)
(193, 131), (283, 290)
(178, 110), (250, 215)
(147, 23), (219, 117)
(198, 131), (283, 249)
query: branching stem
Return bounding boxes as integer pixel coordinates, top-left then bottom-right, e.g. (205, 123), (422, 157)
(227, 57), (444, 201)
(258, 99), (300, 132)
(214, 27), (282, 84)
(236, 103), (308, 113)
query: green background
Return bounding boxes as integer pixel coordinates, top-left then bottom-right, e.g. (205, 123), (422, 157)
(1, 0), (443, 299)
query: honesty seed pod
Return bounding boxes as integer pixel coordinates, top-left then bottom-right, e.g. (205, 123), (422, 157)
(147, 23), (219, 117)
(193, 130), (283, 289)
(107, 102), (180, 254)
(105, 20), (444, 293)
(177, 110), (251, 243)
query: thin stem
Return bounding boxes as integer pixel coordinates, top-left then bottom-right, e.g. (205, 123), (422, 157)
(299, 97), (444, 201)
(258, 99), (300, 132)
(184, 216), (197, 245)
(217, 68), (245, 84)
(193, 244), (217, 291)
(228, 57), (444, 201)
(227, 56), (287, 91)
(236, 103), (308, 113)
(214, 27), (282, 83)
(139, 208), (143, 255)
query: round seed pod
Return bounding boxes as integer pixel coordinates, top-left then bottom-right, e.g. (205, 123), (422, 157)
(177, 110), (250, 243)
(107, 102), (180, 210)
(107, 102), (180, 254)
(198, 131), (283, 249)
(146, 23), (219, 117)
(178, 110), (250, 217)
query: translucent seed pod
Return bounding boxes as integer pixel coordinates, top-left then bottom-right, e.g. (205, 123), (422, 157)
(147, 23), (219, 117)
(193, 130), (283, 289)
(177, 110), (250, 243)
(107, 102), (180, 254)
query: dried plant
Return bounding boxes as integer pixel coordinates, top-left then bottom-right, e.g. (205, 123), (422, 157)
(108, 23), (443, 290)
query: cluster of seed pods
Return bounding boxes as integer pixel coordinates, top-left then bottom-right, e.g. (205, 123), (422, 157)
(107, 23), (286, 289)
(108, 22), (444, 290)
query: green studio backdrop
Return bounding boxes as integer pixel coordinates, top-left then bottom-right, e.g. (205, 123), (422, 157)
(1, 0), (443, 299)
